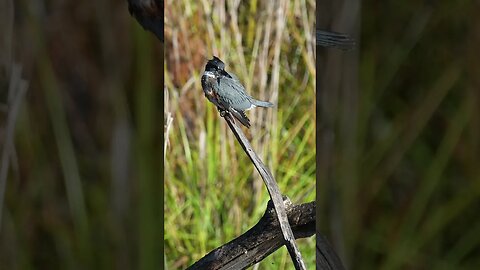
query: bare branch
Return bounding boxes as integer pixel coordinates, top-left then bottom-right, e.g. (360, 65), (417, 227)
(187, 200), (315, 270)
(221, 113), (307, 269)
(316, 234), (346, 270)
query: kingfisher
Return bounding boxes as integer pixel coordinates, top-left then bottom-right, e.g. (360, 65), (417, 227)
(201, 56), (274, 128)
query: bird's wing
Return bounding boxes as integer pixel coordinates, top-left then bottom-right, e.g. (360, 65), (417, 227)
(215, 76), (253, 111)
(229, 108), (251, 128)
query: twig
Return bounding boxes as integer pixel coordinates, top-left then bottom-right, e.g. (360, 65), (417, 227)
(223, 113), (306, 270)
(187, 200), (315, 270)
(163, 87), (173, 162)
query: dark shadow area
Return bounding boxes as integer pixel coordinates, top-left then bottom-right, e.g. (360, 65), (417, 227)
(0, 1), (163, 269)
(317, 0), (480, 269)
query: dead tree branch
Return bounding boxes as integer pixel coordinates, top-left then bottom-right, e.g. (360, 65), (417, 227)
(221, 114), (306, 269)
(187, 200), (315, 270)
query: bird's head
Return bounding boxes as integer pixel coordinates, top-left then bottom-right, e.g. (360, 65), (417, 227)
(204, 56), (231, 79)
(206, 56), (225, 71)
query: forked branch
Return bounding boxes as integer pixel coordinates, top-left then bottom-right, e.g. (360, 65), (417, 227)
(222, 113), (307, 269)
(187, 200), (315, 270)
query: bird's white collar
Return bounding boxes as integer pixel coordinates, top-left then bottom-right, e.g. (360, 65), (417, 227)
(204, 71), (215, 78)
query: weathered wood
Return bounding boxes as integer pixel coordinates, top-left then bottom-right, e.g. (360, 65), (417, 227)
(222, 113), (307, 269)
(187, 200), (315, 270)
(316, 234), (346, 270)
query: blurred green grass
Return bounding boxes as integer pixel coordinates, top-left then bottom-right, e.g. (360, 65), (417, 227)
(164, 0), (316, 269)
(1, 1), (162, 269)
(318, 1), (480, 269)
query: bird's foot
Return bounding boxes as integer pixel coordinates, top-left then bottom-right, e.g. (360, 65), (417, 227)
(218, 108), (227, 117)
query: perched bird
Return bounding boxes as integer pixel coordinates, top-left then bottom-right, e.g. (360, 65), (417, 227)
(201, 56), (274, 128)
(128, 0), (163, 42)
(316, 30), (355, 50)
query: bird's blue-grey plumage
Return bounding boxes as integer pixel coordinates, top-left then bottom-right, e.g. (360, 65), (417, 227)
(215, 75), (273, 111)
(201, 56), (274, 128)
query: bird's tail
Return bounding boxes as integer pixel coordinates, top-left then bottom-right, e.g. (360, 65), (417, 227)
(252, 100), (274, 108)
(316, 30), (355, 50)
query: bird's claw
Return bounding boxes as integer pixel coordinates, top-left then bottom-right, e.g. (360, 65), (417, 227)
(218, 108), (227, 117)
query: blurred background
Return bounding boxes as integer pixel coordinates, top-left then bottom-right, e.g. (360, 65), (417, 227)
(318, 0), (480, 269)
(1, 0), (162, 269)
(164, 0), (316, 269)
(3, 0), (479, 269)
